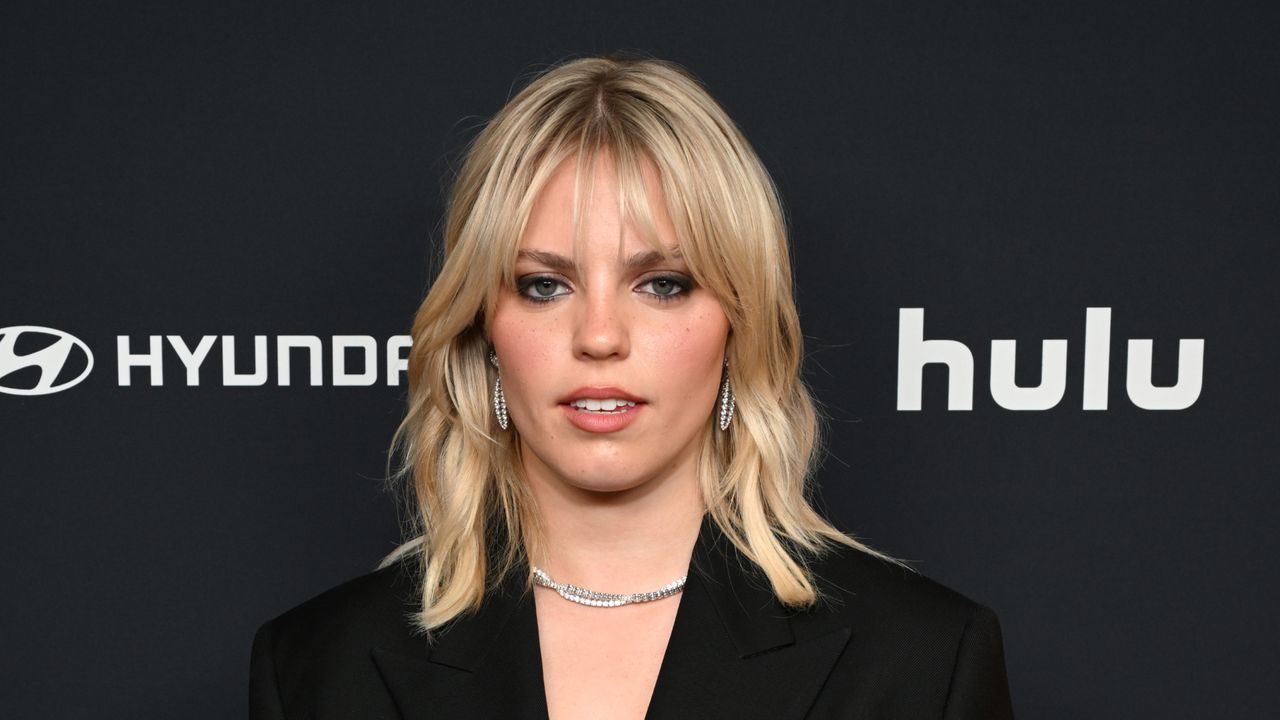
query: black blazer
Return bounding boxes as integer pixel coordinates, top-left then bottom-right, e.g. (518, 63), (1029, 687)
(250, 515), (1014, 719)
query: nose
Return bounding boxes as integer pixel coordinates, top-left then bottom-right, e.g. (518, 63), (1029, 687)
(572, 286), (630, 361)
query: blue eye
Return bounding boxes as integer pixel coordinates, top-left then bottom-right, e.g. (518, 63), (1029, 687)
(515, 274), (693, 304)
(518, 276), (570, 303)
(639, 275), (692, 302)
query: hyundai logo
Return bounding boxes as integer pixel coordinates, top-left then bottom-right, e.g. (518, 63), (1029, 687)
(0, 326), (94, 396)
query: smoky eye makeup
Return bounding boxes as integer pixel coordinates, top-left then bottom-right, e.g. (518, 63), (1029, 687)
(638, 273), (694, 302)
(514, 272), (695, 304)
(516, 275), (568, 303)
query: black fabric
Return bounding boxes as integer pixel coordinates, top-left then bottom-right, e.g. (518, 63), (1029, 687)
(249, 515), (1014, 719)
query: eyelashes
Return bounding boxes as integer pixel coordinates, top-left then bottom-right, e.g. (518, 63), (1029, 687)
(516, 274), (693, 304)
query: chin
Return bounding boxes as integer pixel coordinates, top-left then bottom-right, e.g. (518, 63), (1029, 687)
(564, 473), (648, 494)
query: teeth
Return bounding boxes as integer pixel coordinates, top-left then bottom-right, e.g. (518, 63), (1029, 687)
(571, 398), (638, 411)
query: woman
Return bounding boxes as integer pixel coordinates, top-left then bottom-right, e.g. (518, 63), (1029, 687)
(249, 55), (1014, 719)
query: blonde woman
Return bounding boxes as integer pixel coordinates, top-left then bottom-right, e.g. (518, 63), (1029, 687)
(249, 55), (1014, 720)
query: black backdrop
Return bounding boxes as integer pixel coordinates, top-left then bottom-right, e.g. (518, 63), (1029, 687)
(2, 2), (1277, 718)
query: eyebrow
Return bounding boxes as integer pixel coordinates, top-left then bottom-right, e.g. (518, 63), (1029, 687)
(516, 247), (683, 272)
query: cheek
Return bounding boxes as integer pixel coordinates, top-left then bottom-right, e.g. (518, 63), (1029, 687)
(489, 304), (556, 396)
(644, 307), (729, 387)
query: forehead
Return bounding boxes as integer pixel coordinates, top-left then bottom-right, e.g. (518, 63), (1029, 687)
(517, 147), (678, 262)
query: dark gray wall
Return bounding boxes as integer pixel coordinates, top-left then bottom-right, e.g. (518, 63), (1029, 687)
(2, 1), (1276, 717)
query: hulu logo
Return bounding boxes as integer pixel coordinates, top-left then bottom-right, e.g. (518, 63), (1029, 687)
(896, 308), (1204, 411)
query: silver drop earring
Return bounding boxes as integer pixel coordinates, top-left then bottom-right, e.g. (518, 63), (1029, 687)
(718, 356), (734, 431)
(490, 350), (508, 430)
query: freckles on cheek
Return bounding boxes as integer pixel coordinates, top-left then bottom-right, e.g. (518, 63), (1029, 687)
(655, 320), (721, 373)
(511, 326), (563, 390)
(528, 331), (558, 366)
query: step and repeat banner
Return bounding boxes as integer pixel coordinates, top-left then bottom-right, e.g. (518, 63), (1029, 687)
(2, 2), (1275, 718)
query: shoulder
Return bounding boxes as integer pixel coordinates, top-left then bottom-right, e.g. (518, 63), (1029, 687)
(796, 541), (1002, 654)
(786, 542), (1014, 716)
(251, 558), (424, 682)
(813, 541), (987, 617)
(260, 555), (423, 648)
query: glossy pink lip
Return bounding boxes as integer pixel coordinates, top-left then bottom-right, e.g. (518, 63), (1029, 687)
(560, 401), (644, 433)
(558, 386), (647, 434)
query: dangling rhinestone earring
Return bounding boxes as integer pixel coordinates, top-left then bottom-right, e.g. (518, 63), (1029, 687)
(490, 350), (508, 430)
(718, 356), (734, 431)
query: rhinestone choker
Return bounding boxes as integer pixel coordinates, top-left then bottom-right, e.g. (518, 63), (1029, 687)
(531, 565), (687, 608)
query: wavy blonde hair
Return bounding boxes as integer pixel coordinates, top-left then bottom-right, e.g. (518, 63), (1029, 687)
(381, 53), (908, 635)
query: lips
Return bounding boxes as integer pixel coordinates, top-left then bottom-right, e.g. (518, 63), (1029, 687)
(557, 386), (647, 434)
(557, 386), (646, 404)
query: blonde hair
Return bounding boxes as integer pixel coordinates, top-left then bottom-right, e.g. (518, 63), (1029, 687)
(381, 53), (909, 635)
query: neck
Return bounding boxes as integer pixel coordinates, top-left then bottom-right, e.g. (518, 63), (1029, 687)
(520, 450), (705, 593)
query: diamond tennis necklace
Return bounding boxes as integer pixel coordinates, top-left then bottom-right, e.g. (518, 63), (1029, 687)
(531, 565), (687, 608)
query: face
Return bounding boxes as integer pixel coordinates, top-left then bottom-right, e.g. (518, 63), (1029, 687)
(487, 150), (731, 496)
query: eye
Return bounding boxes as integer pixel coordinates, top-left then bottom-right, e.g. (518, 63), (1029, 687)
(637, 274), (693, 303)
(517, 275), (570, 303)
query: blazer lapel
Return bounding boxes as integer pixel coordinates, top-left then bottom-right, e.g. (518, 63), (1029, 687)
(372, 514), (853, 720)
(371, 565), (550, 720)
(643, 515), (853, 719)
